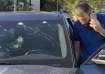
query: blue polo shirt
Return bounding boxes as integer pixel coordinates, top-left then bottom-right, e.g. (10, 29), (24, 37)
(73, 13), (105, 64)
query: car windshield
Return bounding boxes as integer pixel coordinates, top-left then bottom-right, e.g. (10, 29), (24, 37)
(0, 20), (68, 60)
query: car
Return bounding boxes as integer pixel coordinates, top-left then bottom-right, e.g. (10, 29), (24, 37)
(0, 12), (104, 74)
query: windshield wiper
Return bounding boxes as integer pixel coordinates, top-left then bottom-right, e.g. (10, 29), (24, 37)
(0, 54), (61, 61)
(0, 62), (16, 65)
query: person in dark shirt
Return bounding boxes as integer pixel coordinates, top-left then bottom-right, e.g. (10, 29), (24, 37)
(73, 3), (105, 66)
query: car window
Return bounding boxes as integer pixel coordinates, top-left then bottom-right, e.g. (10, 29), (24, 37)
(0, 20), (68, 60)
(87, 44), (105, 64)
(91, 48), (105, 64)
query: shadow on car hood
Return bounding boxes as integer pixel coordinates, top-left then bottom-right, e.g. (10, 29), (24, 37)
(0, 65), (76, 74)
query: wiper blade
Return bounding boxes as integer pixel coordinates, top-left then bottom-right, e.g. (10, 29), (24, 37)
(0, 62), (15, 65)
(0, 54), (61, 61)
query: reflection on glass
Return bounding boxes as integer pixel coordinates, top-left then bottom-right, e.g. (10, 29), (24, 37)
(0, 20), (67, 60)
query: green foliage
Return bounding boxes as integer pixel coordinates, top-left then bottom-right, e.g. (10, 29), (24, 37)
(0, 0), (13, 11)
(40, 0), (58, 11)
(88, 0), (105, 11)
(61, 0), (80, 16)
(0, 0), (104, 15)
(60, 0), (105, 16)
(16, 5), (32, 11)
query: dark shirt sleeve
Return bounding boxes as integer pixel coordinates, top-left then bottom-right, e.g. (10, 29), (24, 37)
(73, 22), (80, 41)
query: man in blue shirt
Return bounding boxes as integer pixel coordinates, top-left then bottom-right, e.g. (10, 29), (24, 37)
(73, 3), (105, 66)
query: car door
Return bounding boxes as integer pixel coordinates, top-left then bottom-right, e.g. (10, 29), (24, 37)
(79, 44), (105, 74)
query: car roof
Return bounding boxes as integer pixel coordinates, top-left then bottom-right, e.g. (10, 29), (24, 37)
(0, 12), (62, 21)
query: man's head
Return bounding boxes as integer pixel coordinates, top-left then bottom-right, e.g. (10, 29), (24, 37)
(75, 3), (92, 24)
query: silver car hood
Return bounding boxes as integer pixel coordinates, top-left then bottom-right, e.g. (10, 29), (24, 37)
(0, 65), (75, 74)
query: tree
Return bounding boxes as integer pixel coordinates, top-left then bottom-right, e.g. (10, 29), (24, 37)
(16, 0), (32, 11)
(40, 0), (60, 11)
(88, 0), (105, 11)
(59, 0), (80, 16)
(0, 0), (13, 11)
(60, 0), (105, 16)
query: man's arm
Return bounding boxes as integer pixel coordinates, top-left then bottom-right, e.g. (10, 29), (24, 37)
(73, 22), (81, 59)
(90, 19), (105, 37)
(98, 28), (105, 37)
(90, 14), (105, 37)
(74, 41), (80, 60)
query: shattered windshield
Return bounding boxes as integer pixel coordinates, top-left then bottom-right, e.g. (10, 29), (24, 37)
(0, 20), (67, 60)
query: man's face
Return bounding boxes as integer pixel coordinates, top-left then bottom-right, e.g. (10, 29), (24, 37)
(75, 8), (90, 24)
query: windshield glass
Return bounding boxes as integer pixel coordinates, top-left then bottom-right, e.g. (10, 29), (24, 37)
(0, 20), (68, 60)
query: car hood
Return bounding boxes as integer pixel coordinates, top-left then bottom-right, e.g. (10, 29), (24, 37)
(0, 65), (76, 74)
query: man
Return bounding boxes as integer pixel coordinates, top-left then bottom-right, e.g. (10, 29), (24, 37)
(73, 3), (105, 66)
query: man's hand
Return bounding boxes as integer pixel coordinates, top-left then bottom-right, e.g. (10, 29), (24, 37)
(89, 14), (105, 37)
(89, 14), (102, 32)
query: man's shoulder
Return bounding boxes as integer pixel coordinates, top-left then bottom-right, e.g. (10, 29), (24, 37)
(73, 21), (81, 29)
